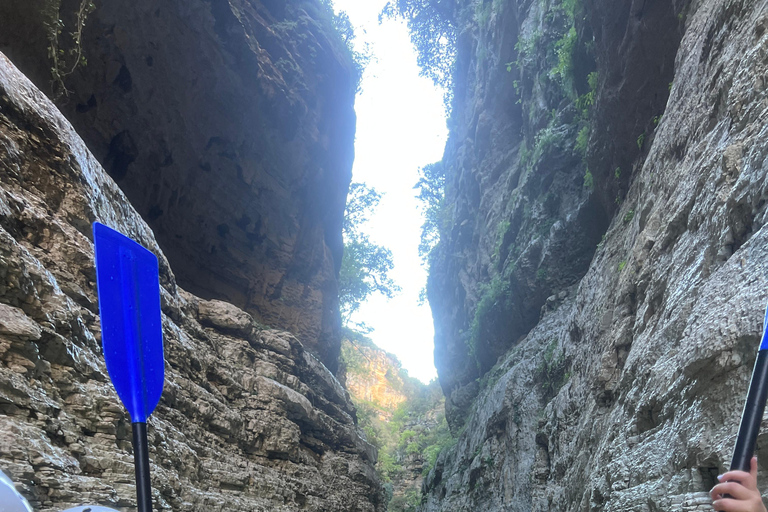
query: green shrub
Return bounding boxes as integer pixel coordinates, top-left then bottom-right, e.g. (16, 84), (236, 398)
(532, 126), (563, 163)
(583, 169), (594, 189)
(469, 277), (511, 361)
(575, 71), (599, 117)
(514, 30), (542, 69)
(550, 26), (577, 96)
(575, 126), (589, 156)
(492, 220), (511, 263)
(537, 337), (570, 397)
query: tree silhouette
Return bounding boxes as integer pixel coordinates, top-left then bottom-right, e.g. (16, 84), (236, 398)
(339, 183), (400, 325)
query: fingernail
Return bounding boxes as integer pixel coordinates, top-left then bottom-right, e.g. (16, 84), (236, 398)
(717, 474), (723, 481)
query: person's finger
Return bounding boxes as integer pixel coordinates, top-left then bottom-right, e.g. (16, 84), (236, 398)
(719, 470), (752, 487)
(751, 456), (759, 483)
(712, 497), (754, 512)
(711, 481), (755, 501)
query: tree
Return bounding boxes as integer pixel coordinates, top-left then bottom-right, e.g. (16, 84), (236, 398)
(380, 0), (458, 95)
(339, 183), (400, 325)
(317, 0), (369, 92)
(414, 161), (445, 263)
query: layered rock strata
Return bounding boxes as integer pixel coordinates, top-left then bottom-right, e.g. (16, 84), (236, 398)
(0, 52), (383, 511)
(0, 0), (356, 370)
(424, 0), (768, 510)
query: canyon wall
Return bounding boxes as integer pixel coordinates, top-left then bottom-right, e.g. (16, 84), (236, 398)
(0, 0), (356, 370)
(425, 0), (768, 509)
(0, 52), (383, 511)
(339, 333), (447, 512)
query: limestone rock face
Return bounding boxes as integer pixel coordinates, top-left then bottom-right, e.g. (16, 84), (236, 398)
(0, 0), (356, 371)
(429, 0), (684, 429)
(341, 337), (409, 419)
(424, 0), (768, 510)
(0, 52), (383, 511)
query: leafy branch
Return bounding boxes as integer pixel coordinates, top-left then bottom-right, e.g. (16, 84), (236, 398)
(43, 0), (96, 98)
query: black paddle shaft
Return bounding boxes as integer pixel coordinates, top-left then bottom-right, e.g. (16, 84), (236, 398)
(132, 422), (153, 512)
(731, 350), (768, 471)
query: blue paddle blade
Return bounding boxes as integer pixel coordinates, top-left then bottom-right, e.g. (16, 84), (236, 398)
(93, 222), (164, 423)
(761, 300), (768, 350)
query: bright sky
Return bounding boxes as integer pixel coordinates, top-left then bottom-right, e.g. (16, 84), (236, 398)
(332, 0), (448, 383)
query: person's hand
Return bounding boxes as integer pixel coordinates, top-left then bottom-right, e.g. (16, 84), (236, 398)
(711, 457), (767, 512)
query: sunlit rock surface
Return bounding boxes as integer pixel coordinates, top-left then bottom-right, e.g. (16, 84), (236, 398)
(0, 0), (356, 371)
(0, 52), (383, 512)
(424, 0), (768, 510)
(341, 337), (409, 419)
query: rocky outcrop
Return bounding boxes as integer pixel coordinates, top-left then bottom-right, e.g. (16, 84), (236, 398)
(341, 335), (409, 419)
(429, 0), (685, 429)
(424, 0), (768, 510)
(0, 0), (356, 370)
(0, 52), (383, 511)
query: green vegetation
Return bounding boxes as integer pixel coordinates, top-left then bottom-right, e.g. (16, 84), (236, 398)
(614, 167), (621, 179)
(583, 169), (594, 189)
(492, 220), (511, 264)
(596, 233), (607, 249)
(618, 260), (627, 271)
(341, 338), (454, 511)
(389, 488), (422, 511)
(514, 30), (542, 71)
(43, 0), (96, 98)
(381, 0), (458, 98)
(340, 184), (400, 325)
(536, 338), (570, 398)
(317, 1), (368, 92)
(550, 26), (577, 95)
(575, 71), (599, 114)
(469, 276), (511, 364)
(636, 133), (646, 150)
(512, 0), (597, 174)
(546, 0), (583, 99)
(623, 210), (635, 224)
(330, 10), (368, 91)
(575, 126), (589, 157)
(532, 126), (564, 164)
(414, 161), (447, 265)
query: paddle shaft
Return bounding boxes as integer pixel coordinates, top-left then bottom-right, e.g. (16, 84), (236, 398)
(731, 350), (768, 471)
(132, 422), (152, 512)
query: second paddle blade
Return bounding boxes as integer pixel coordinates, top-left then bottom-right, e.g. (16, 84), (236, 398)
(93, 222), (164, 423)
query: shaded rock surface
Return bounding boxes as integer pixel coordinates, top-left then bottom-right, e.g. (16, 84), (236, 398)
(429, 0), (684, 429)
(0, 0), (356, 370)
(0, 52), (383, 511)
(424, 0), (768, 510)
